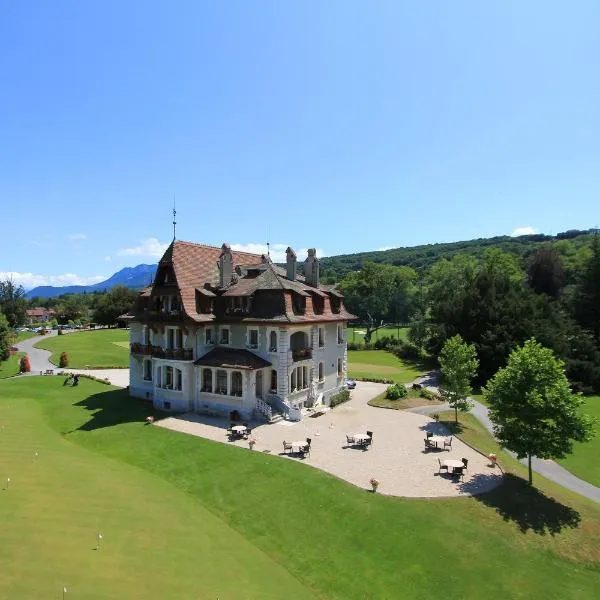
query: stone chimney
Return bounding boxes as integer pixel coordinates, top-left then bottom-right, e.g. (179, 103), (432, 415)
(304, 248), (320, 288)
(219, 243), (233, 287)
(285, 247), (297, 281)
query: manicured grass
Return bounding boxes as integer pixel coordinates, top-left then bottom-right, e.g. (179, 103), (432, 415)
(368, 388), (444, 410)
(347, 325), (409, 345)
(0, 377), (314, 599)
(0, 352), (24, 378)
(35, 329), (130, 368)
(2, 377), (600, 599)
(348, 349), (425, 384)
(557, 396), (600, 487)
(15, 330), (38, 342)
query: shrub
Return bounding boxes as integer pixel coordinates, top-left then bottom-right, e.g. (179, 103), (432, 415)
(373, 336), (400, 350)
(354, 376), (394, 384)
(347, 342), (362, 351)
(59, 352), (69, 368)
(391, 340), (424, 361)
(19, 354), (31, 373)
(329, 388), (351, 407)
(57, 328), (64, 335)
(385, 383), (408, 400)
(419, 387), (439, 400)
(57, 371), (111, 385)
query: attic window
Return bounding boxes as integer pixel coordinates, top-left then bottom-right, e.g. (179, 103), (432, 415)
(245, 269), (261, 278)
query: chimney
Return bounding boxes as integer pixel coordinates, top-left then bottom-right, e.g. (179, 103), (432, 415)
(219, 243), (233, 287)
(285, 247), (297, 281)
(304, 248), (320, 288)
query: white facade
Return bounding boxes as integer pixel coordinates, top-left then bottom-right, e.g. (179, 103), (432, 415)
(129, 321), (348, 421)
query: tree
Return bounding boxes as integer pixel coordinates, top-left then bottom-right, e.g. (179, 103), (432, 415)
(93, 285), (138, 326)
(338, 262), (416, 342)
(573, 233), (600, 341)
(0, 279), (27, 327)
(438, 334), (479, 422)
(19, 354), (31, 373)
(526, 246), (565, 299)
(484, 338), (595, 486)
(0, 311), (14, 361)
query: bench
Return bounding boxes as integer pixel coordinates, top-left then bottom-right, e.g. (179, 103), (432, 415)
(44, 369), (54, 376)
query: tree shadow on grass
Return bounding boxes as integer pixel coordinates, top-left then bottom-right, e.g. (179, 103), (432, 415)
(72, 388), (165, 432)
(472, 473), (581, 535)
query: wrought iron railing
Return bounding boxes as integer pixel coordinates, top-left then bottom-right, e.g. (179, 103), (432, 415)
(292, 347), (312, 361)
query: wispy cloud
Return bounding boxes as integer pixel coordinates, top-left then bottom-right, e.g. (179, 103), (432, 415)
(116, 237), (170, 258)
(68, 233), (87, 241)
(230, 243), (326, 263)
(0, 271), (107, 291)
(104, 255), (112, 262)
(377, 246), (394, 251)
(511, 226), (537, 237)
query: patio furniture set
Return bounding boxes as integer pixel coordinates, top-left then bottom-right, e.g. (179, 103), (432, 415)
(438, 457), (468, 480)
(346, 430), (374, 449)
(227, 423), (252, 440)
(424, 432), (452, 451)
(282, 438), (311, 458)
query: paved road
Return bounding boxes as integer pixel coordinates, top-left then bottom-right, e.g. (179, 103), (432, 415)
(407, 373), (600, 504)
(15, 332), (130, 388)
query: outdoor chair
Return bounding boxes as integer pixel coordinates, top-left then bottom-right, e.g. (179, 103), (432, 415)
(424, 438), (433, 449)
(244, 427), (252, 439)
(346, 434), (355, 445)
(438, 458), (448, 474)
(282, 440), (293, 454)
(366, 430), (373, 444)
(301, 438), (312, 457)
(444, 437), (453, 451)
(426, 431), (433, 439)
(452, 466), (465, 480)
(461, 458), (468, 470)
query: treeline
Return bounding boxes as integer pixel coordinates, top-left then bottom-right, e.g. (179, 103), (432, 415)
(321, 228), (596, 282)
(0, 283), (138, 328)
(339, 235), (600, 394)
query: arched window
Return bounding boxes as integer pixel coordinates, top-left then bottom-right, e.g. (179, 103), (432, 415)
(269, 330), (277, 352)
(231, 372), (243, 397)
(270, 369), (277, 393)
(255, 371), (263, 398)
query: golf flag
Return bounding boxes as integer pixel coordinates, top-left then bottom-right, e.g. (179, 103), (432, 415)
(64, 586), (68, 593)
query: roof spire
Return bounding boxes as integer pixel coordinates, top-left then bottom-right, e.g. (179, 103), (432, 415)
(267, 241), (270, 258)
(172, 195), (177, 241)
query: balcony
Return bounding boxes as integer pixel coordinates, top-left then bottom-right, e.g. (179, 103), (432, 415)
(151, 347), (194, 361)
(130, 342), (153, 356)
(143, 309), (183, 323)
(292, 347), (312, 362)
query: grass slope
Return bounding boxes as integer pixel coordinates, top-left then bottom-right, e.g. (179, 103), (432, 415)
(0, 352), (24, 379)
(0, 378), (314, 599)
(347, 349), (424, 384)
(347, 326), (409, 345)
(15, 331), (38, 343)
(558, 396), (600, 487)
(35, 329), (129, 368)
(2, 378), (599, 599)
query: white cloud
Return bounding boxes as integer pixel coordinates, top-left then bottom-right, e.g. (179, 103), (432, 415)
(230, 243), (326, 263)
(68, 233), (87, 241)
(377, 246), (394, 251)
(511, 226), (537, 237)
(104, 255), (112, 261)
(116, 237), (170, 258)
(0, 272), (107, 290)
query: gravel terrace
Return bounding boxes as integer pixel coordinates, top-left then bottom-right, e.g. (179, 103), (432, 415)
(156, 381), (503, 498)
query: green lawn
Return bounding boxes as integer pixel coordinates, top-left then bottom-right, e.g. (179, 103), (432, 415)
(2, 377), (600, 599)
(557, 396), (600, 487)
(0, 352), (24, 379)
(15, 330), (38, 343)
(347, 325), (409, 345)
(368, 388), (444, 410)
(347, 349), (425, 384)
(35, 329), (130, 368)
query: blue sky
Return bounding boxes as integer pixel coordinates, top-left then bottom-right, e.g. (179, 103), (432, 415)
(1, 1), (599, 288)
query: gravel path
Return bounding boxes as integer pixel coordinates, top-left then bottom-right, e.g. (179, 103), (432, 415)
(408, 372), (600, 503)
(14, 333), (130, 388)
(157, 381), (503, 499)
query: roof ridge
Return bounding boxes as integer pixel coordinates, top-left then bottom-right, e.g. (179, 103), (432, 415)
(174, 239), (263, 258)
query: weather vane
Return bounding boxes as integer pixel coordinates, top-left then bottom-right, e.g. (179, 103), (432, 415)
(172, 196), (177, 241)
(267, 241), (270, 258)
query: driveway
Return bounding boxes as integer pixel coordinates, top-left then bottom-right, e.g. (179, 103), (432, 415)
(14, 333), (130, 388)
(157, 381), (503, 499)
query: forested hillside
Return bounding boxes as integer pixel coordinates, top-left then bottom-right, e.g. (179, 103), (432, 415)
(320, 229), (595, 282)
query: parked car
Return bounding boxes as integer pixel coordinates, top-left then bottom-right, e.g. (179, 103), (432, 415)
(345, 378), (357, 390)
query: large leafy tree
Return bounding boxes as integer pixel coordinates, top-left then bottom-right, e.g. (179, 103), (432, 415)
(93, 285), (138, 326)
(0, 311), (14, 361)
(526, 246), (565, 299)
(439, 334), (479, 422)
(338, 262), (416, 342)
(0, 279), (27, 327)
(573, 233), (600, 341)
(484, 338), (595, 486)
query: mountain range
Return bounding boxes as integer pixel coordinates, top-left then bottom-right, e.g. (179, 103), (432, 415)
(25, 264), (157, 298)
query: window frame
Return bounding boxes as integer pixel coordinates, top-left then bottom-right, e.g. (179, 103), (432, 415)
(219, 326), (230, 345)
(247, 328), (259, 349)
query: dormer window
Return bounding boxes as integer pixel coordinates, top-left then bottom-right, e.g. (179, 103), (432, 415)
(220, 327), (230, 345)
(330, 296), (341, 314)
(205, 328), (214, 345)
(292, 293), (306, 315)
(247, 328), (259, 349)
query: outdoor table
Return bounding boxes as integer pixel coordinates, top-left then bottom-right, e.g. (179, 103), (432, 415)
(232, 425), (247, 434)
(429, 436), (447, 448)
(353, 434), (370, 443)
(292, 441), (308, 451)
(443, 459), (464, 471)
